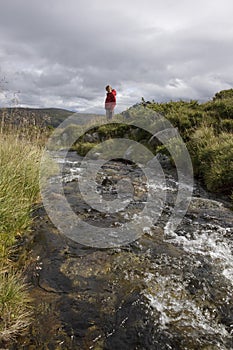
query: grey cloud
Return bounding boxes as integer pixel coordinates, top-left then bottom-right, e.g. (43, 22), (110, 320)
(0, 0), (233, 112)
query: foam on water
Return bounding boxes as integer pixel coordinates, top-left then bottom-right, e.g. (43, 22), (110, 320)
(43, 154), (233, 348)
(144, 274), (229, 336)
(165, 225), (233, 285)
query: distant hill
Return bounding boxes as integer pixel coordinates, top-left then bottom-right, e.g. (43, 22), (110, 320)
(0, 107), (103, 128)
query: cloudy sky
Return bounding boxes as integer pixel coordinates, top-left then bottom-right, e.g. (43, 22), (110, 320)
(0, 0), (233, 114)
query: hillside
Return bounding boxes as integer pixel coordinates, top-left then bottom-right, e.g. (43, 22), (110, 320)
(0, 107), (102, 128)
(71, 88), (233, 199)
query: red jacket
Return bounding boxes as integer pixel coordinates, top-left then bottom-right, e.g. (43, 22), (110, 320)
(105, 89), (116, 110)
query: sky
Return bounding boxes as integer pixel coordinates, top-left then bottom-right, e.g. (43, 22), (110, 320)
(0, 0), (233, 114)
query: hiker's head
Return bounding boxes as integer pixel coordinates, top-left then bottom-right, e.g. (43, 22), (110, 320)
(106, 85), (112, 92)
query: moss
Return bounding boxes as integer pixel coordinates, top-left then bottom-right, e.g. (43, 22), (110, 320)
(97, 123), (131, 139)
(74, 141), (98, 156)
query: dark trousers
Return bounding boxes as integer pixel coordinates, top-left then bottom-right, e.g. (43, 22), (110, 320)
(106, 109), (114, 120)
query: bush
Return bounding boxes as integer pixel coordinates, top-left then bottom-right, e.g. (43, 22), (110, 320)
(97, 123), (131, 139)
(220, 119), (233, 133)
(147, 100), (204, 140)
(203, 98), (233, 120)
(213, 89), (233, 100)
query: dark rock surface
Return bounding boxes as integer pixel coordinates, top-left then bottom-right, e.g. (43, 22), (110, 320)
(10, 155), (233, 350)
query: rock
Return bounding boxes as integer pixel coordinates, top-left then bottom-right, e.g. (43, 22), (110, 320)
(82, 133), (95, 143)
(92, 132), (100, 141)
(18, 156), (233, 350)
(148, 134), (161, 148)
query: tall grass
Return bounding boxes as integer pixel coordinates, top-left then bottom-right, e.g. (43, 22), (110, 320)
(0, 129), (42, 341)
(0, 134), (41, 252)
(188, 126), (233, 194)
(0, 269), (32, 342)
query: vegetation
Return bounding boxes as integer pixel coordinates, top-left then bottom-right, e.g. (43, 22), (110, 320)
(0, 269), (32, 342)
(0, 107), (102, 128)
(68, 89), (233, 201)
(189, 127), (233, 193)
(0, 127), (42, 342)
(74, 141), (97, 156)
(144, 90), (233, 198)
(0, 87), (232, 342)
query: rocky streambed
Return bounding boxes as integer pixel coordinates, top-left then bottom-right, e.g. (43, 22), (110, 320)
(11, 152), (233, 350)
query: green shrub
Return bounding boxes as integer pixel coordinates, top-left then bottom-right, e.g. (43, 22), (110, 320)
(97, 123), (131, 139)
(213, 89), (233, 100)
(147, 100), (204, 140)
(220, 119), (233, 132)
(203, 98), (233, 119)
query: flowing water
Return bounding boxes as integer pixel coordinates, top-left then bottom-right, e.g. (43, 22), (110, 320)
(11, 152), (233, 349)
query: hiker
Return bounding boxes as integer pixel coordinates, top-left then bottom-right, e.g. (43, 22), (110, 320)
(105, 85), (116, 119)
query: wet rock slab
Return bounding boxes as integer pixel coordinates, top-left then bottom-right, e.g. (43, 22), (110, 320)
(10, 159), (233, 350)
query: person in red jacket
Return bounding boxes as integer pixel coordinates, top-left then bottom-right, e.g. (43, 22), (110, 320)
(105, 85), (116, 119)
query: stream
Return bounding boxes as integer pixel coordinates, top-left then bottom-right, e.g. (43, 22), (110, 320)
(12, 151), (233, 349)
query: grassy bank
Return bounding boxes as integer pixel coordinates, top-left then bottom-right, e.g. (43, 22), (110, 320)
(67, 89), (233, 202)
(0, 131), (42, 342)
(144, 90), (233, 198)
(188, 126), (233, 193)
